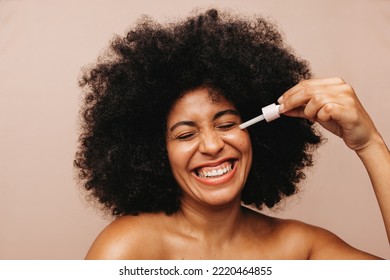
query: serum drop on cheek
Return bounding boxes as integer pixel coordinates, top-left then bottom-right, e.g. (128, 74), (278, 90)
(239, 103), (281, 129)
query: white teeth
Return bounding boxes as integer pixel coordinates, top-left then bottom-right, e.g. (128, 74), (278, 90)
(197, 162), (234, 178)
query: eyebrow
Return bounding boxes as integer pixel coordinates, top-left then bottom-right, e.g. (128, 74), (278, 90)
(169, 109), (240, 132)
(213, 109), (240, 121)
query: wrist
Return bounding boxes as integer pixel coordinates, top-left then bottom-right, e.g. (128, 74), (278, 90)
(356, 132), (389, 160)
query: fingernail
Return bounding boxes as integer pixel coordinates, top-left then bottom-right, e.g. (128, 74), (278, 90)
(278, 103), (284, 113)
(277, 96), (283, 104)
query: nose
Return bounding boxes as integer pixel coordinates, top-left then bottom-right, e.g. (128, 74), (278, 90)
(198, 129), (225, 156)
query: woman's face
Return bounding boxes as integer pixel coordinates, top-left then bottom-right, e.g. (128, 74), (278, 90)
(166, 87), (252, 208)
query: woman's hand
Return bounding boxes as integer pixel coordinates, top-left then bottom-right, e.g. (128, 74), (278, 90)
(278, 77), (390, 244)
(278, 77), (379, 152)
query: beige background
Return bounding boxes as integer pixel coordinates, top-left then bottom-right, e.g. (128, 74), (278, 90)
(1, 0), (389, 259)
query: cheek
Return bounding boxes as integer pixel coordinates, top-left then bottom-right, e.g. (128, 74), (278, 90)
(166, 142), (198, 186)
(221, 128), (252, 152)
(166, 142), (197, 168)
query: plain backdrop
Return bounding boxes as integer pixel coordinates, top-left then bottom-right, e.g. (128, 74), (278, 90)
(1, 0), (389, 259)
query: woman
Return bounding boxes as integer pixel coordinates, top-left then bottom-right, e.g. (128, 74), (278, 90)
(75, 9), (390, 259)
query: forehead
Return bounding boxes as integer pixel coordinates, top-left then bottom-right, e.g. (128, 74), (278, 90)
(167, 87), (235, 120)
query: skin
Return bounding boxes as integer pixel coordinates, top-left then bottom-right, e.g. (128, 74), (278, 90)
(86, 78), (389, 259)
(279, 77), (390, 244)
(166, 88), (252, 211)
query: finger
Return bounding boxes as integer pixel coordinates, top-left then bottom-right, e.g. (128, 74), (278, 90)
(283, 97), (349, 123)
(279, 85), (328, 114)
(316, 103), (359, 138)
(278, 77), (346, 104)
(316, 102), (358, 127)
(280, 83), (356, 115)
(281, 106), (307, 118)
(281, 106), (318, 123)
(303, 84), (356, 118)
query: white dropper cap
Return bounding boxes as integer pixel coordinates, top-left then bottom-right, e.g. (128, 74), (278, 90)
(239, 103), (281, 129)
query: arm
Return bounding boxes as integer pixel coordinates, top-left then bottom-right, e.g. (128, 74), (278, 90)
(356, 134), (390, 243)
(278, 77), (390, 244)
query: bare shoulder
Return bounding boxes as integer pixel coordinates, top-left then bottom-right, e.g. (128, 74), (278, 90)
(85, 213), (165, 260)
(300, 222), (380, 260)
(270, 217), (379, 259)
(245, 209), (379, 259)
(246, 213), (315, 258)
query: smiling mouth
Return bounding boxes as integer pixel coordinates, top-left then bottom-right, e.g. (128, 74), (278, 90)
(194, 160), (236, 179)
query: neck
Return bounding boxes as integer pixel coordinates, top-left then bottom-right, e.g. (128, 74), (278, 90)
(174, 197), (246, 243)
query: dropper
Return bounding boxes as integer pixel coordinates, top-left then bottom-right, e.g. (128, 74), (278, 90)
(239, 103), (281, 129)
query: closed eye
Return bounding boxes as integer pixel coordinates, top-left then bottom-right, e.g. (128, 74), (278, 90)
(176, 131), (197, 140)
(216, 122), (238, 130)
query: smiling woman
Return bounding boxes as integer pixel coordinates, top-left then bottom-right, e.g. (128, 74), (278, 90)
(75, 9), (320, 217)
(166, 87), (252, 208)
(74, 9), (390, 259)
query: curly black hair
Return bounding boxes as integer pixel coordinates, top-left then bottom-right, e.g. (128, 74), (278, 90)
(75, 9), (321, 216)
